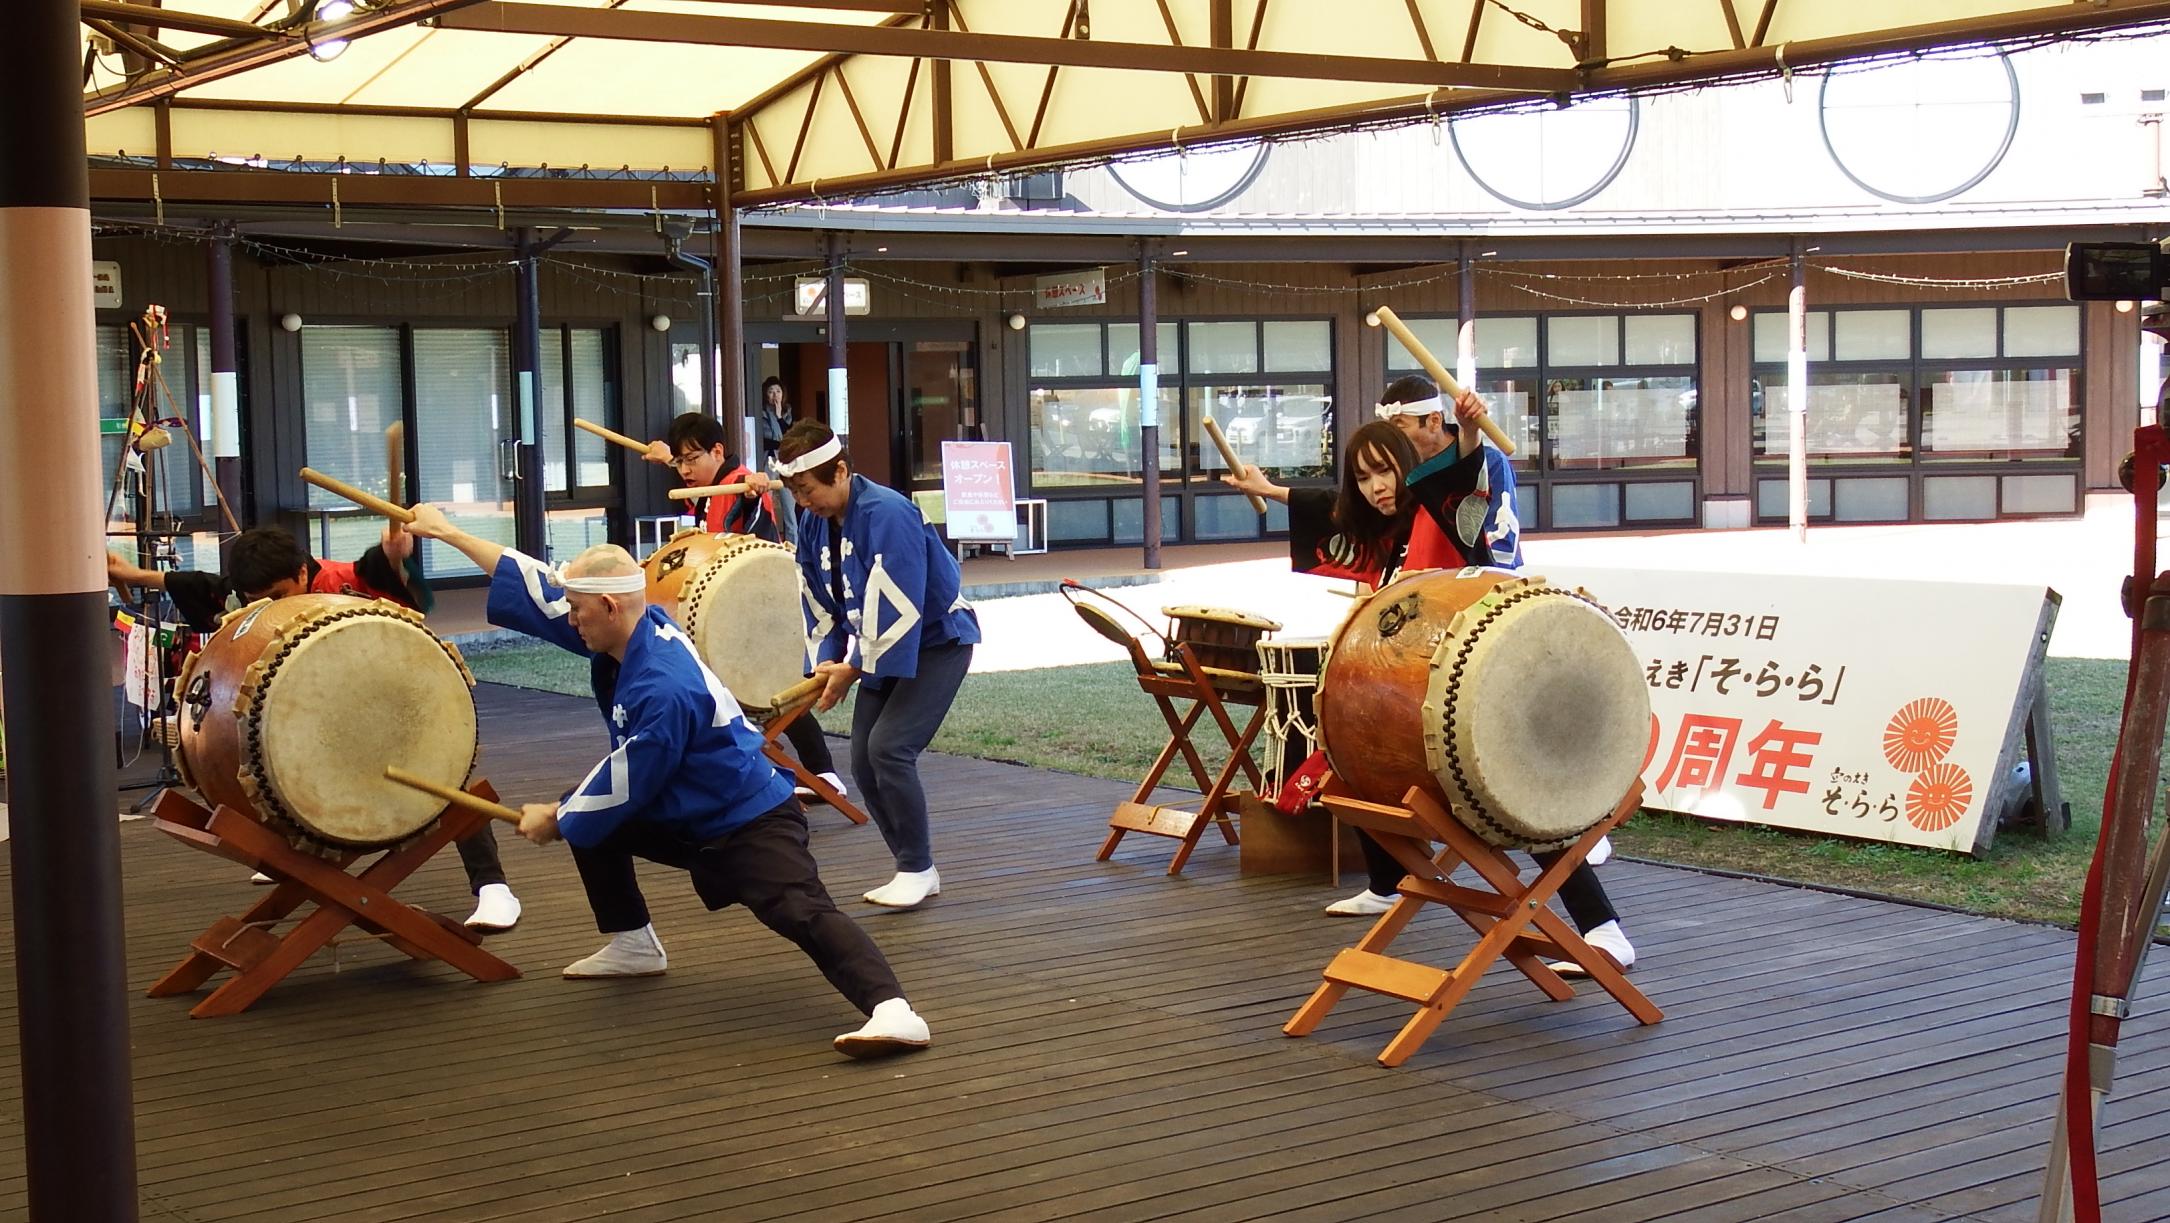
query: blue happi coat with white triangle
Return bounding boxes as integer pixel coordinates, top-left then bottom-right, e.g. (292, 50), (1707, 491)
(795, 475), (981, 689)
(485, 550), (794, 849)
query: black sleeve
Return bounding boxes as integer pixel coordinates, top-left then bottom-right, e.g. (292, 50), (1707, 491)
(162, 570), (233, 633)
(1286, 487), (1338, 573)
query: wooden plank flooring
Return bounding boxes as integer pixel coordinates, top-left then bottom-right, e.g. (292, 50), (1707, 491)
(1, 681), (2166, 1222)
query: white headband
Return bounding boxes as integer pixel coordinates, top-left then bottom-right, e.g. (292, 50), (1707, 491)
(1374, 395), (1444, 420)
(773, 436), (842, 478)
(557, 570), (648, 595)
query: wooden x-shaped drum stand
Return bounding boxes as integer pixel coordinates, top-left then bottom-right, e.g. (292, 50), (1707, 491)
(1284, 778), (1662, 1066)
(146, 785), (522, 1018)
(1097, 642), (1267, 876)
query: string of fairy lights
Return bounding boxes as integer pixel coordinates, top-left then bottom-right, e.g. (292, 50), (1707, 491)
(90, 219), (2079, 315)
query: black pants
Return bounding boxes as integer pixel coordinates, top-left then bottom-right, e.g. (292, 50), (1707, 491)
(569, 802), (904, 1015)
(1359, 830), (1619, 933)
(455, 823), (506, 894)
(780, 712), (836, 776)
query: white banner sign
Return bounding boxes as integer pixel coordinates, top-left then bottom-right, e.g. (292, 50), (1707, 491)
(794, 277), (869, 316)
(92, 260), (122, 309)
(1035, 267), (1106, 309)
(1542, 565), (2056, 854)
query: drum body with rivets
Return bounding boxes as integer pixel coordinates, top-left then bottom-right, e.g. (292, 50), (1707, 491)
(1164, 605), (1282, 674)
(1316, 568), (1649, 851)
(174, 594), (478, 851)
(642, 528), (744, 611)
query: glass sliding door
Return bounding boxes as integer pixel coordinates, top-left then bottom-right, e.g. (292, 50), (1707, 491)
(412, 328), (514, 578)
(300, 326), (407, 569)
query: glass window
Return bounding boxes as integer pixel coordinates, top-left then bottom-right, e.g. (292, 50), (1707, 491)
(539, 330), (570, 493)
(1385, 316), (1457, 370)
(1753, 371), (1912, 461)
(1753, 310), (1830, 364)
(1186, 384), (1332, 482)
(1029, 324), (1102, 377)
(1028, 384), (1179, 489)
(1262, 321), (1332, 373)
(1625, 315), (1696, 365)
(1548, 315), (1619, 366)
(1552, 483), (1621, 528)
(668, 340), (703, 414)
(1108, 322), (1179, 373)
(1923, 475), (1997, 520)
(300, 326), (403, 513)
(2005, 305), (2080, 358)
(1546, 375), (1696, 470)
(1921, 368), (2079, 461)
(412, 329), (514, 575)
(1833, 476), (1910, 522)
(1478, 316), (1540, 369)
(1185, 321), (1259, 375)
(1474, 377), (1542, 460)
(1834, 310), (1911, 361)
(568, 329), (613, 488)
(1920, 308), (1997, 359)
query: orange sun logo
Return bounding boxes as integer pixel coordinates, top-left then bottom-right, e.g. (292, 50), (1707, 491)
(1905, 762), (1974, 832)
(1884, 698), (1959, 772)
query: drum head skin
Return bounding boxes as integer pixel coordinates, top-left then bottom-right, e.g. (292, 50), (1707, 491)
(1319, 568), (1649, 850)
(680, 541), (806, 715)
(256, 613), (478, 847)
(1422, 589), (1650, 850)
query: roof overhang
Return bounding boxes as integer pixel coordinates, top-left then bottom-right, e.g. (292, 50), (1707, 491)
(79, 1), (2170, 212)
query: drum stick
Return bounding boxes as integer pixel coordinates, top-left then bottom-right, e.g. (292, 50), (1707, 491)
(385, 421), (405, 511)
(666, 482), (752, 501)
(1199, 416), (1270, 515)
(771, 676), (826, 710)
(301, 467), (416, 524)
(383, 767), (522, 825)
(574, 417), (653, 456)
(1367, 306), (1518, 457)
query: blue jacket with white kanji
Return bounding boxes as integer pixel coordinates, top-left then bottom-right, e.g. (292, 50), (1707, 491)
(796, 475), (981, 689)
(485, 550), (794, 850)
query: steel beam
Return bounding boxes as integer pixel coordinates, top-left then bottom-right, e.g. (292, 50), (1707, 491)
(432, 3), (1576, 91)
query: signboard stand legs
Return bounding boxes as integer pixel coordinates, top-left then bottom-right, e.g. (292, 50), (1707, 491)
(1975, 595), (2063, 853)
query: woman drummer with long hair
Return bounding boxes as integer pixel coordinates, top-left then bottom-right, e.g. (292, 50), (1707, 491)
(1223, 411), (1639, 975)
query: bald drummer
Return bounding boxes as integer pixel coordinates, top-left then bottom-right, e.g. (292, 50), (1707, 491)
(400, 504), (932, 1057)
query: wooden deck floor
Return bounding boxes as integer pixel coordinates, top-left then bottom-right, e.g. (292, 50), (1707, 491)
(4, 682), (2168, 1222)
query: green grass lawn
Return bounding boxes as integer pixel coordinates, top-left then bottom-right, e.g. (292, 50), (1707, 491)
(465, 641), (2127, 928)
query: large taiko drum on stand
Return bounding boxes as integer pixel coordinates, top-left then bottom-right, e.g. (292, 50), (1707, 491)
(1317, 568), (1650, 851)
(646, 532), (807, 719)
(174, 594), (478, 852)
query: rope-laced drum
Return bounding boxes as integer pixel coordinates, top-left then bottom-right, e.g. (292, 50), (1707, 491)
(1316, 567), (1649, 851)
(643, 529), (807, 719)
(1256, 637), (1329, 800)
(174, 594), (478, 853)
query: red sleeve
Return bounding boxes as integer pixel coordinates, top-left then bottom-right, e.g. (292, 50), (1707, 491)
(311, 558), (412, 605)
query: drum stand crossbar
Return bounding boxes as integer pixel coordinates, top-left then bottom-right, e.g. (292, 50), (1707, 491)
(761, 697), (869, 825)
(1284, 778), (1663, 1067)
(147, 785), (522, 1018)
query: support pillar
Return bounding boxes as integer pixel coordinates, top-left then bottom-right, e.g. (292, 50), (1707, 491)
(207, 224), (243, 557)
(1787, 239), (1809, 542)
(0, 2), (142, 1217)
(512, 230), (548, 557)
(1139, 249), (1163, 569)
(826, 232), (848, 440)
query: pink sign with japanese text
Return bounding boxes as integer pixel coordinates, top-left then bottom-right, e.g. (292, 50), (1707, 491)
(940, 441), (1017, 542)
(1542, 565), (2057, 854)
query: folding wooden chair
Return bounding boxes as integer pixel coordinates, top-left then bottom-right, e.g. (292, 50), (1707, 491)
(1284, 776), (1661, 1066)
(1063, 583), (1267, 876)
